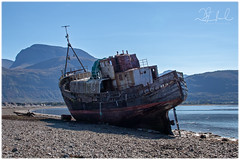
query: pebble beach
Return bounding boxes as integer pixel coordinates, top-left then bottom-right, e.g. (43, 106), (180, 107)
(2, 107), (238, 158)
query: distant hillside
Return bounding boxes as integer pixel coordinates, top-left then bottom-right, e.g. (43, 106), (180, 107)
(2, 67), (62, 102)
(2, 44), (96, 103)
(184, 70), (238, 104)
(2, 45), (238, 104)
(2, 59), (14, 69)
(25, 56), (94, 71)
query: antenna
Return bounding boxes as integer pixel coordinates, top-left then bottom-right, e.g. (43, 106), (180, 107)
(62, 25), (70, 46)
(62, 25), (86, 75)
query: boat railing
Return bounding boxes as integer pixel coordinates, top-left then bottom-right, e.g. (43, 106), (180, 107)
(70, 72), (91, 81)
(61, 66), (89, 77)
(139, 59), (148, 67)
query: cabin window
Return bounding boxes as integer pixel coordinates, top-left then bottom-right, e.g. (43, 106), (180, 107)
(144, 71), (146, 74)
(119, 74), (123, 80)
(151, 68), (157, 80)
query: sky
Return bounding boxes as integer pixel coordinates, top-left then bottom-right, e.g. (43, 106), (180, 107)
(2, 2), (238, 75)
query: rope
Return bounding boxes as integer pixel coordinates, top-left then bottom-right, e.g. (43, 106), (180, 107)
(99, 102), (102, 116)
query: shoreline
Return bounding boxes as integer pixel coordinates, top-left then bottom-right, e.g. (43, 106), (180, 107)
(3, 105), (238, 140)
(2, 106), (238, 158)
(31, 105), (238, 140)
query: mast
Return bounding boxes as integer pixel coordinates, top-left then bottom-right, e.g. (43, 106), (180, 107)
(62, 25), (86, 76)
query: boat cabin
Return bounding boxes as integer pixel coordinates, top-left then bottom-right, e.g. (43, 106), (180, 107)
(69, 52), (158, 94)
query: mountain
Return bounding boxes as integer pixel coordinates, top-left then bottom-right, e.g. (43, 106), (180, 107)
(10, 44), (95, 69)
(2, 67), (62, 103)
(184, 70), (238, 104)
(2, 44), (97, 103)
(2, 59), (14, 69)
(2, 45), (238, 104)
(25, 56), (95, 72)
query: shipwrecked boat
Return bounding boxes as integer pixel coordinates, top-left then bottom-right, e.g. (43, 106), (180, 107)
(59, 26), (188, 135)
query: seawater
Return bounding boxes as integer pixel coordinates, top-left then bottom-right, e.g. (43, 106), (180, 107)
(34, 105), (238, 138)
(169, 105), (238, 139)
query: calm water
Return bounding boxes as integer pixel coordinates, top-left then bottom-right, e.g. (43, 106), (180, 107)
(34, 105), (238, 138)
(168, 105), (238, 139)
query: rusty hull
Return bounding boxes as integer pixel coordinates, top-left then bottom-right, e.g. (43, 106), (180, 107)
(59, 70), (187, 135)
